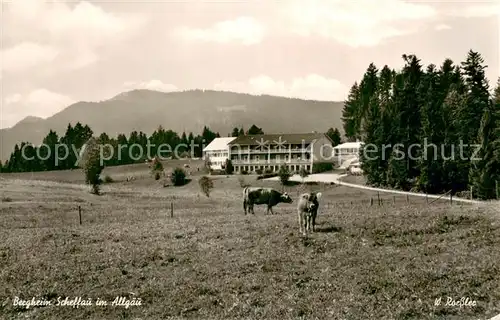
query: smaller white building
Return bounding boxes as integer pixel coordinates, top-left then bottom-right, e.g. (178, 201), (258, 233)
(203, 137), (237, 170)
(333, 141), (363, 167)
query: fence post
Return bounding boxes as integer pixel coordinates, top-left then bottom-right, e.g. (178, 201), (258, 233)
(170, 202), (174, 218)
(78, 206), (82, 225)
(450, 193), (453, 205)
(406, 194), (409, 204)
(426, 193), (428, 204)
(370, 198), (373, 206)
(377, 192), (381, 206)
(470, 186), (473, 200)
(393, 196), (396, 205)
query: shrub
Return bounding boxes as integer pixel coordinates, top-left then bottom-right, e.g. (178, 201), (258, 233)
(299, 167), (309, 182)
(241, 170), (248, 175)
(150, 157), (164, 180)
(224, 159), (234, 175)
(199, 176), (214, 197)
(255, 168), (263, 175)
(278, 166), (291, 186)
(104, 175), (114, 183)
(264, 168), (273, 174)
(312, 163), (334, 173)
(171, 167), (187, 186)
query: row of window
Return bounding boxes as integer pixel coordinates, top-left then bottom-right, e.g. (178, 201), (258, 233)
(235, 164), (311, 173)
(233, 154), (310, 161)
(333, 148), (359, 155)
(205, 152), (228, 158)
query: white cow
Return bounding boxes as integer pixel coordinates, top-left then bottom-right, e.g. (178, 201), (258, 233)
(297, 192), (323, 236)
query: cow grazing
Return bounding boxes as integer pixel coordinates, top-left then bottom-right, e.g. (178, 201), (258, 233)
(297, 192), (323, 236)
(243, 187), (293, 215)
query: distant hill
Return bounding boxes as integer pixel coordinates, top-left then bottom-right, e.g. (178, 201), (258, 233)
(0, 89), (344, 161)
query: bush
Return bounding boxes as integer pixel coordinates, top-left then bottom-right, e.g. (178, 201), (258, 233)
(278, 166), (291, 186)
(312, 163), (334, 174)
(241, 170), (248, 175)
(299, 167), (309, 182)
(257, 173), (278, 180)
(150, 157), (164, 180)
(171, 167), (187, 186)
(255, 168), (263, 175)
(199, 176), (214, 197)
(264, 168), (273, 174)
(82, 138), (104, 195)
(224, 159), (234, 174)
(104, 175), (114, 183)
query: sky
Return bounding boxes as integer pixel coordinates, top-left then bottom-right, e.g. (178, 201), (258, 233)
(0, 0), (499, 129)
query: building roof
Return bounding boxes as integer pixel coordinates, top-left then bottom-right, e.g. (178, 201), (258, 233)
(333, 141), (364, 149)
(228, 133), (330, 146)
(203, 137), (237, 152)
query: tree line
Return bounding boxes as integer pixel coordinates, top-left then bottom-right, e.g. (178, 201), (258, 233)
(0, 121), (342, 174)
(0, 124), (221, 173)
(342, 50), (499, 200)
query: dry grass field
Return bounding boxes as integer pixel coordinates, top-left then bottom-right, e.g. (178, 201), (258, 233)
(1, 164), (499, 320)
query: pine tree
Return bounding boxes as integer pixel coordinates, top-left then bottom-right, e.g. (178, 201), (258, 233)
(386, 148), (409, 189)
(361, 94), (384, 186)
(358, 63), (379, 137)
(326, 128), (342, 146)
(41, 130), (59, 171)
(387, 54), (424, 188)
(342, 83), (361, 141)
(418, 64), (442, 193)
(247, 124), (264, 135)
(442, 88), (467, 192)
(377, 65), (395, 185)
(469, 78), (500, 199)
(231, 127), (240, 137)
(450, 51), (490, 192)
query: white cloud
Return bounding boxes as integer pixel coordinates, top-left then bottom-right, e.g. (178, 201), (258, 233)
(214, 74), (347, 101)
(1, 0), (145, 75)
(434, 24), (451, 31)
(445, 4), (500, 18)
(281, 0), (437, 47)
(2, 89), (75, 128)
(1, 42), (60, 74)
(123, 80), (178, 92)
(173, 17), (265, 45)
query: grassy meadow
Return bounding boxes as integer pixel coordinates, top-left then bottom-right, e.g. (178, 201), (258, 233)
(0, 161), (499, 319)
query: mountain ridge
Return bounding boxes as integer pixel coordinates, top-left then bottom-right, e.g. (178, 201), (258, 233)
(0, 89), (345, 161)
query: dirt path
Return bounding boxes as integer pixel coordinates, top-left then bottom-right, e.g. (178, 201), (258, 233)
(264, 173), (483, 204)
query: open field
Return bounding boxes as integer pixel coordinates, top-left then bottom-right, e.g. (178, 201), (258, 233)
(1, 167), (499, 319)
(0, 159), (205, 184)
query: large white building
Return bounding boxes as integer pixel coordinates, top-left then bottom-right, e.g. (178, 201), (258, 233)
(202, 137), (237, 170)
(228, 133), (334, 174)
(333, 141), (363, 168)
